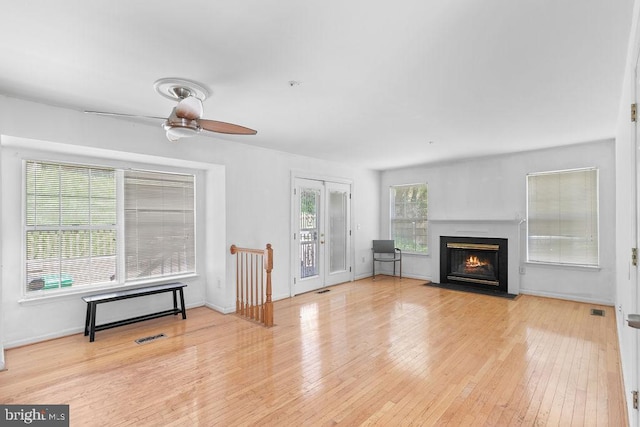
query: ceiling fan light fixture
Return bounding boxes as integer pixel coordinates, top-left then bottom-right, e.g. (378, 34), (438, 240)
(167, 127), (198, 138)
(163, 119), (200, 141)
(166, 126), (199, 139)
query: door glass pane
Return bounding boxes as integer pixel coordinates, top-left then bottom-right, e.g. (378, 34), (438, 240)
(300, 188), (320, 278)
(328, 189), (347, 273)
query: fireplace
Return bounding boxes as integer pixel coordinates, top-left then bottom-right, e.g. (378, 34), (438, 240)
(440, 236), (508, 293)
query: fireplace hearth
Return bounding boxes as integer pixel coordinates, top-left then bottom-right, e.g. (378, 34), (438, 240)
(440, 236), (508, 293)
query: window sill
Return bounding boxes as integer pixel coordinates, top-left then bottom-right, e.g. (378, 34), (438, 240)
(18, 273), (198, 306)
(524, 261), (601, 271)
(401, 251), (430, 257)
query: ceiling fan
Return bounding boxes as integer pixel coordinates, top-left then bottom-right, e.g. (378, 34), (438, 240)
(85, 78), (257, 141)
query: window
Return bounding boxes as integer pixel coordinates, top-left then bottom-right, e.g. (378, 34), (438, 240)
(25, 160), (196, 293)
(124, 170), (195, 280)
(527, 168), (598, 266)
(390, 183), (428, 254)
(26, 162), (117, 291)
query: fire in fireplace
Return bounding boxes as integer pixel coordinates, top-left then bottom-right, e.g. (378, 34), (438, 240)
(440, 237), (508, 293)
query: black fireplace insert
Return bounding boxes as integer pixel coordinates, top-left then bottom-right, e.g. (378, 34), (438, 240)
(440, 236), (508, 293)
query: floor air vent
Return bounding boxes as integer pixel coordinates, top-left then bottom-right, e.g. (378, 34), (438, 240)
(590, 308), (605, 317)
(317, 289), (330, 294)
(135, 333), (167, 344)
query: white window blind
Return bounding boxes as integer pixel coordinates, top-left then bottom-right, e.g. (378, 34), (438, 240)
(25, 161), (117, 291)
(527, 168), (599, 266)
(124, 170), (195, 280)
(390, 183), (428, 254)
(25, 161), (197, 294)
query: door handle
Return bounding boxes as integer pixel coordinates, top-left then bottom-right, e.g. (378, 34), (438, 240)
(627, 314), (640, 329)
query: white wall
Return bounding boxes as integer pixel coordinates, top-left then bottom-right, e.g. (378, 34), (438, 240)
(353, 172), (382, 279)
(380, 140), (616, 304)
(615, 0), (640, 424)
(0, 95), (380, 348)
(0, 138), (4, 370)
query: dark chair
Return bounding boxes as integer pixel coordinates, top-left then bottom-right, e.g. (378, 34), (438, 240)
(372, 240), (402, 279)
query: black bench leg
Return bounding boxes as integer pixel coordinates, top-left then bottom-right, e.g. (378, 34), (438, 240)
(89, 302), (97, 342)
(84, 302), (92, 336)
(179, 288), (186, 319)
(173, 290), (178, 314)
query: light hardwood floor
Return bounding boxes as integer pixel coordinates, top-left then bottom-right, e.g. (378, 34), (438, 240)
(0, 277), (627, 426)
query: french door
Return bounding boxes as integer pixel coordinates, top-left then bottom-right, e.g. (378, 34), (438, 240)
(635, 52), (640, 427)
(293, 177), (351, 294)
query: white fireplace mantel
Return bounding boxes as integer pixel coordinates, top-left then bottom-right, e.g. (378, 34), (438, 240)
(428, 218), (523, 224)
(428, 218), (524, 294)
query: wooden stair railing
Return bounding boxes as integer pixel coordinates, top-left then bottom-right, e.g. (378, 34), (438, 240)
(229, 244), (274, 327)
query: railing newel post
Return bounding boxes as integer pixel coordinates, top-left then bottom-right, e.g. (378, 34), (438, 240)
(264, 243), (274, 327)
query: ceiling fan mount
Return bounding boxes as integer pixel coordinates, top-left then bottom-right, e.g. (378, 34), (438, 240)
(85, 77), (256, 141)
(153, 77), (210, 102)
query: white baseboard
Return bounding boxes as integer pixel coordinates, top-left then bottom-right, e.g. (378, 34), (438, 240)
(5, 326), (85, 349)
(5, 301), (207, 349)
(272, 292), (292, 302)
(518, 289), (614, 306)
(355, 273), (432, 282)
(204, 302), (235, 314)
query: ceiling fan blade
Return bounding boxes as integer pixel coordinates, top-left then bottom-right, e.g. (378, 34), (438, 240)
(84, 111), (166, 120)
(199, 119), (257, 135)
(175, 96), (203, 120)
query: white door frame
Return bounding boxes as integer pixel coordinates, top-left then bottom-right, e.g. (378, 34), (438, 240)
(0, 142), (4, 370)
(290, 171), (354, 296)
(633, 50), (640, 427)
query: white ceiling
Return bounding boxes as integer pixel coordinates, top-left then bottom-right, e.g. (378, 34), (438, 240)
(0, 1), (635, 170)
